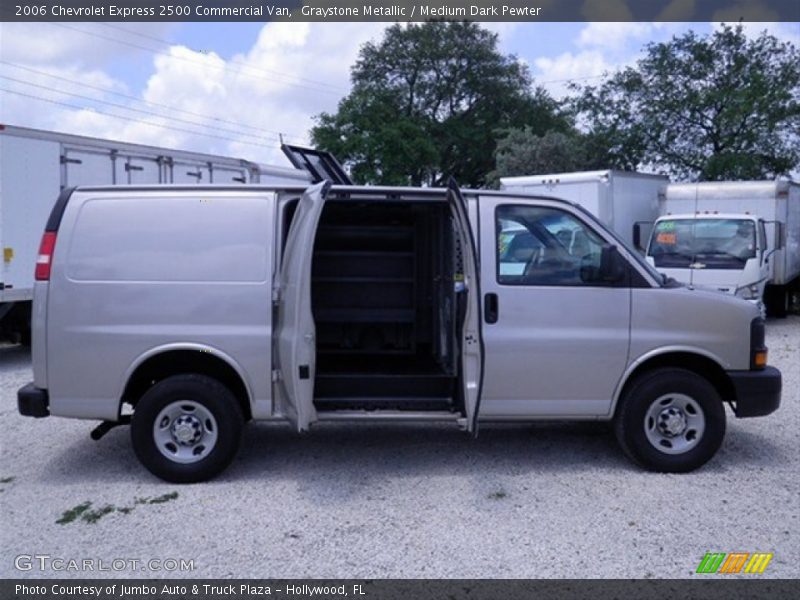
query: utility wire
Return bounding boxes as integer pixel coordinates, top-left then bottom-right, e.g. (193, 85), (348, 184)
(0, 61), (308, 143)
(535, 74), (606, 85)
(51, 23), (343, 97)
(1, 74), (288, 145)
(1, 88), (280, 150)
(95, 22), (347, 92)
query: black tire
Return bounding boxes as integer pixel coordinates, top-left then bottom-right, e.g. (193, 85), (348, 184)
(131, 374), (244, 483)
(765, 285), (788, 318)
(614, 368), (726, 473)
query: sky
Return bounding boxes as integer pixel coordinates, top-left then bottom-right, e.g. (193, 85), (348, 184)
(1, 20), (798, 167)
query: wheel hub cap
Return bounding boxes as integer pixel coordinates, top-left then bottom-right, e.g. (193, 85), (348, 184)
(658, 407), (687, 437)
(171, 415), (203, 445)
(153, 400), (218, 464)
(644, 393), (706, 455)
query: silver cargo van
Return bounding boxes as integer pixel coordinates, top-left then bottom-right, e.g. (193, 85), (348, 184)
(17, 181), (781, 482)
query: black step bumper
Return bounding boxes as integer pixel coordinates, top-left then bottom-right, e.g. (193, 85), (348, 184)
(728, 366), (781, 418)
(17, 383), (50, 418)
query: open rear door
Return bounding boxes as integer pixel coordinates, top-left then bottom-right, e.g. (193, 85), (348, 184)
(447, 178), (485, 434)
(275, 181), (330, 431)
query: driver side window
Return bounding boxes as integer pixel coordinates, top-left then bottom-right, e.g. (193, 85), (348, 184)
(496, 205), (606, 286)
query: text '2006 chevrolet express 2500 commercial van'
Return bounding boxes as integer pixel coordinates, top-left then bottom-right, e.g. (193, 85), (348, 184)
(18, 180), (781, 482)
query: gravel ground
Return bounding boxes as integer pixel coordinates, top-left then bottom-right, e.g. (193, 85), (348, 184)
(1, 318), (798, 579)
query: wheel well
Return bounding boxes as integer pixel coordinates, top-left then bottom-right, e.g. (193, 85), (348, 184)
(616, 352), (735, 417)
(122, 350), (252, 420)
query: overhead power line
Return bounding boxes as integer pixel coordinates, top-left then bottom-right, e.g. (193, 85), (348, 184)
(96, 22), (347, 93)
(1, 74), (289, 145)
(535, 74), (607, 85)
(51, 23), (344, 97)
(0, 61), (308, 143)
(1, 88), (281, 150)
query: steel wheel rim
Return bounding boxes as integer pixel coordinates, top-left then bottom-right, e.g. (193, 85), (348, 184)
(644, 393), (705, 455)
(153, 400), (218, 464)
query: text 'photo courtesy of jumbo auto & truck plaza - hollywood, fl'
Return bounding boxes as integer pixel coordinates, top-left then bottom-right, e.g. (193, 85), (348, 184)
(1, 1), (799, 599)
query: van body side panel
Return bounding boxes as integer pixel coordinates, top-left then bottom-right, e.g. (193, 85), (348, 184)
(477, 195), (631, 418)
(628, 287), (755, 377)
(46, 191), (274, 420)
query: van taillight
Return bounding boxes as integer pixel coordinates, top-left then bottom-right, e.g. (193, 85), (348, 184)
(35, 232), (57, 281)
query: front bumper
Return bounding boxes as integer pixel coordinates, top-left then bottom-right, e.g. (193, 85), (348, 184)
(17, 383), (50, 418)
(728, 366), (781, 418)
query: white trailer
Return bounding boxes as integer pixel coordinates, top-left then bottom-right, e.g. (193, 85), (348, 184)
(0, 124), (310, 342)
(499, 170), (668, 249)
(644, 180), (800, 317)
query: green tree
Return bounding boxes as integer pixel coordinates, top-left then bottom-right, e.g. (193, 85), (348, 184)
(312, 21), (570, 187)
(574, 24), (800, 181)
(489, 128), (613, 185)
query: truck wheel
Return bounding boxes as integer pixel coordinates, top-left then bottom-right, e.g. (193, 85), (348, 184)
(614, 368), (725, 473)
(131, 374), (244, 483)
(765, 285), (788, 318)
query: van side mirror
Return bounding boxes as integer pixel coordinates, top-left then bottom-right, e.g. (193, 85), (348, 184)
(600, 244), (626, 283)
(633, 221), (653, 253)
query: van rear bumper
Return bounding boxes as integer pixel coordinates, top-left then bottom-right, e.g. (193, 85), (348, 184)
(728, 366), (781, 418)
(17, 383), (50, 418)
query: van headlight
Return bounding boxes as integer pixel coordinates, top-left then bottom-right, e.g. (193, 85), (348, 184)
(736, 284), (760, 300)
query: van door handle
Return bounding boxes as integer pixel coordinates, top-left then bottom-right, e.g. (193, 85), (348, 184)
(484, 293), (498, 324)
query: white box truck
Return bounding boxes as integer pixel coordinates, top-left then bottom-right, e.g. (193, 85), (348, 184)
(499, 170), (668, 248)
(0, 124), (310, 342)
(642, 181), (800, 317)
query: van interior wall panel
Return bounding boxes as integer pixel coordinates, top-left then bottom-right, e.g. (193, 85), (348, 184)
(310, 201), (457, 411)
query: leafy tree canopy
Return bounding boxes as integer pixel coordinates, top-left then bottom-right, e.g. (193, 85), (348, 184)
(312, 21), (570, 186)
(574, 24), (800, 181)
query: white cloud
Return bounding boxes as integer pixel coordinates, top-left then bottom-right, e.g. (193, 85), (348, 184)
(533, 50), (614, 98)
(0, 22), (175, 68)
(577, 22), (654, 50)
(1, 22), (388, 166)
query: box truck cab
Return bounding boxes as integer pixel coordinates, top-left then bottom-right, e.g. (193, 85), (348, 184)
(18, 182), (781, 482)
(646, 213), (771, 310)
(642, 181), (800, 317)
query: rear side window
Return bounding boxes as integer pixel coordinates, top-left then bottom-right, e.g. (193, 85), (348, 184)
(66, 195), (270, 282)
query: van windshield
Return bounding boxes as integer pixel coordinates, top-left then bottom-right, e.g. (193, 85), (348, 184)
(648, 218), (756, 269)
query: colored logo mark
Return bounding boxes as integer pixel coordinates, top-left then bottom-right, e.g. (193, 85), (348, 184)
(696, 552), (773, 574)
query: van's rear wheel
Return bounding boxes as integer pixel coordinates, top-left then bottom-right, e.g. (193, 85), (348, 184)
(614, 368), (725, 473)
(131, 374), (243, 483)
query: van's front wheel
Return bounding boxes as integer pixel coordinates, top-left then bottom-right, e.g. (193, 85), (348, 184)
(614, 368), (725, 473)
(131, 375), (244, 483)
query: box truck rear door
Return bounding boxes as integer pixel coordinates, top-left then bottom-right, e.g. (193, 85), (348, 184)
(274, 181), (330, 431)
(447, 179), (484, 434)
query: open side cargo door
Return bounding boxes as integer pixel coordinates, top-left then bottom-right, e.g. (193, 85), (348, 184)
(447, 178), (485, 434)
(274, 181), (330, 431)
